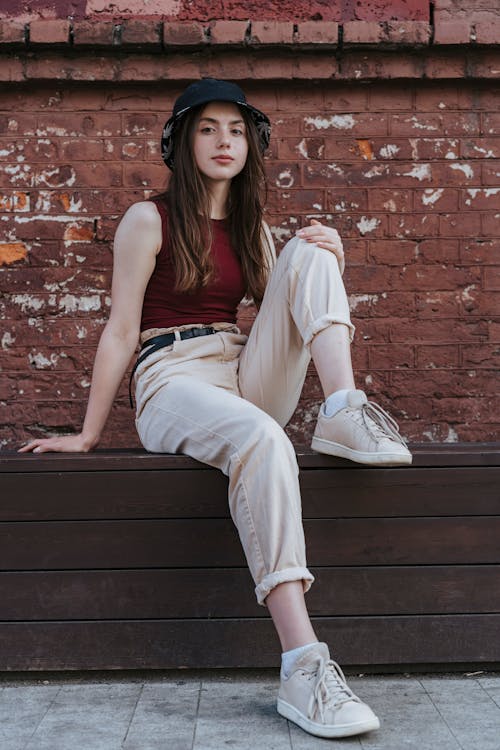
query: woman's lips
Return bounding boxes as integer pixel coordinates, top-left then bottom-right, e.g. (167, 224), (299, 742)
(213, 156), (234, 163)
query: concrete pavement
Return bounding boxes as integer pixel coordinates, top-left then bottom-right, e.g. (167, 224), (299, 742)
(1, 669), (499, 750)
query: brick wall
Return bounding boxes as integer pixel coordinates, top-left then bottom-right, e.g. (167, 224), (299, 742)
(0, 3), (499, 449)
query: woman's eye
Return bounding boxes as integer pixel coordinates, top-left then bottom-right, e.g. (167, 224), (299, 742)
(232, 129), (244, 136)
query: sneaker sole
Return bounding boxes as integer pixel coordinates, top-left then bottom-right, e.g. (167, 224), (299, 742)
(277, 698), (380, 738)
(311, 436), (412, 466)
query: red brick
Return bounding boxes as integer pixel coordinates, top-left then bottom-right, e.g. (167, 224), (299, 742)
(29, 20), (71, 45)
(423, 53), (466, 79)
(209, 21), (248, 45)
(267, 189), (325, 214)
(475, 21), (500, 45)
(461, 343), (500, 368)
(250, 21), (294, 45)
(343, 21), (384, 44)
(391, 318), (488, 343)
(461, 188), (500, 211)
(414, 187), (459, 211)
(72, 21), (114, 47)
(277, 137), (326, 161)
(0, 20), (25, 44)
(433, 18), (471, 45)
(296, 22), (338, 44)
(353, 0), (429, 21)
(459, 289), (499, 316)
(484, 267), (500, 290)
(460, 238), (499, 265)
(461, 138), (500, 159)
(416, 239), (460, 264)
(323, 87), (368, 111)
(367, 239), (418, 265)
(389, 213), (439, 239)
(292, 57), (338, 80)
(415, 291), (460, 318)
(416, 345), (459, 368)
(121, 20), (162, 47)
(386, 21), (431, 44)
(163, 21), (206, 46)
(369, 344), (415, 369)
(466, 50), (500, 79)
(368, 188), (412, 212)
(326, 189), (369, 213)
(0, 56), (24, 82)
(439, 212), (482, 238)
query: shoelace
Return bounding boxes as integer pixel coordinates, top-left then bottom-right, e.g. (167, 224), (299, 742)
(307, 657), (358, 723)
(355, 400), (408, 447)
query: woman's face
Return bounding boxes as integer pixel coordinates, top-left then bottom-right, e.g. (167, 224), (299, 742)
(192, 101), (249, 184)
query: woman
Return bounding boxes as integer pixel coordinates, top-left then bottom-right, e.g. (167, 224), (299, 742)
(20, 78), (411, 739)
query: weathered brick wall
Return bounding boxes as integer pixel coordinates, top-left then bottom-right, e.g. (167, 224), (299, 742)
(0, 3), (499, 449)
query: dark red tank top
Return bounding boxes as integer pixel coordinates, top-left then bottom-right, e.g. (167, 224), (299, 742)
(141, 198), (246, 331)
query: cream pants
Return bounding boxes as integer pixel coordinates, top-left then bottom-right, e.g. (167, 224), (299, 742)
(134, 236), (354, 605)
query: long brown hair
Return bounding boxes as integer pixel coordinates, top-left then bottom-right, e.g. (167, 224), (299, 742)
(157, 104), (272, 304)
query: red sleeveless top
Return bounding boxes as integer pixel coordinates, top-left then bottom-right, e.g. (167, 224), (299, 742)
(140, 198), (246, 331)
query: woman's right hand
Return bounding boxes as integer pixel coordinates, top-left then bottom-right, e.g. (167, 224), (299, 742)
(18, 433), (96, 454)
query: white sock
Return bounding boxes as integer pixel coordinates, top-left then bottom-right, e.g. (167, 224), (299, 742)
(324, 388), (351, 417)
(281, 642), (318, 677)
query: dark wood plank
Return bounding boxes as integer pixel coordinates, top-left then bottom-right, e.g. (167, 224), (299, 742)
(1, 518), (499, 569)
(0, 470), (230, 521)
(2, 566), (499, 620)
(2, 518), (500, 569)
(1, 615), (499, 669)
(1, 443), (499, 472)
(2, 466), (499, 521)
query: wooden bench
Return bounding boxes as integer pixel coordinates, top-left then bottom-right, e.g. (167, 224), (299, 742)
(1, 444), (499, 671)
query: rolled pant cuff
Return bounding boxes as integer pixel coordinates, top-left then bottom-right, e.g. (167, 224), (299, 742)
(303, 315), (355, 347)
(255, 567), (315, 607)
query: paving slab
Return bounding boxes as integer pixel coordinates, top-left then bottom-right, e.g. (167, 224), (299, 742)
(0, 671), (499, 750)
(419, 676), (500, 750)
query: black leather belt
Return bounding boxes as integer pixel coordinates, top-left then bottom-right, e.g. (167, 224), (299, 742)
(129, 326), (216, 408)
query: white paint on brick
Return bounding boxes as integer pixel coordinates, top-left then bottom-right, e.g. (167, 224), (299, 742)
(80, 378), (91, 388)
(383, 199), (397, 212)
(450, 163), (474, 179)
(408, 116), (438, 131)
(363, 164), (388, 179)
(471, 145), (495, 158)
(28, 351), (59, 369)
(379, 144), (400, 158)
(77, 326), (87, 339)
(349, 293), (379, 311)
(12, 294), (45, 313)
(445, 151), (458, 159)
(305, 114), (355, 130)
(409, 138), (419, 160)
(271, 227), (292, 243)
(76, 255), (86, 263)
(422, 188), (444, 205)
(297, 139), (308, 158)
(402, 164), (432, 181)
(356, 216), (380, 235)
(1, 331), (14, 349)
(58, 294), (101, 313)
(365, 374), (373, 385)
(312, 203), (323, 211)
(276, 170), (294, 188)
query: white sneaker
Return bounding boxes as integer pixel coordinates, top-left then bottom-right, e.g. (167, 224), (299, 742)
(277, 642), (380, 738)
(311, 389), (412, 466)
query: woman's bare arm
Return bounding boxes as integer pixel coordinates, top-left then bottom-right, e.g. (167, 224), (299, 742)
(19, 201), (161, 453)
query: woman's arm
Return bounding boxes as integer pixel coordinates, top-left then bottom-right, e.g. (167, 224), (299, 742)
(19, 201), (161, 453)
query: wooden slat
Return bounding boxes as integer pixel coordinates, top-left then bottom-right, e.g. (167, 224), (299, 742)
(1, 466), (499, 521)
(1, 443), (499, 472)
(1, 517), (500, 569)
(1, 615), (499, 669)
(1, 566), (499, 620)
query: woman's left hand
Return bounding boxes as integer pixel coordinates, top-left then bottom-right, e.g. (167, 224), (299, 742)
(295, 219), (345, 275)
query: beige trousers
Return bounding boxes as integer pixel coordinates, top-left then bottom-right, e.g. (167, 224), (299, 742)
(134, 237), (354, 605)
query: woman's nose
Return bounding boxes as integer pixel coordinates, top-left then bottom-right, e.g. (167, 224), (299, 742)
(216, 129), (230, 147)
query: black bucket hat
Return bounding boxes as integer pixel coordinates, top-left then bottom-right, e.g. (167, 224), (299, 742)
(160, 78), (271, 170)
